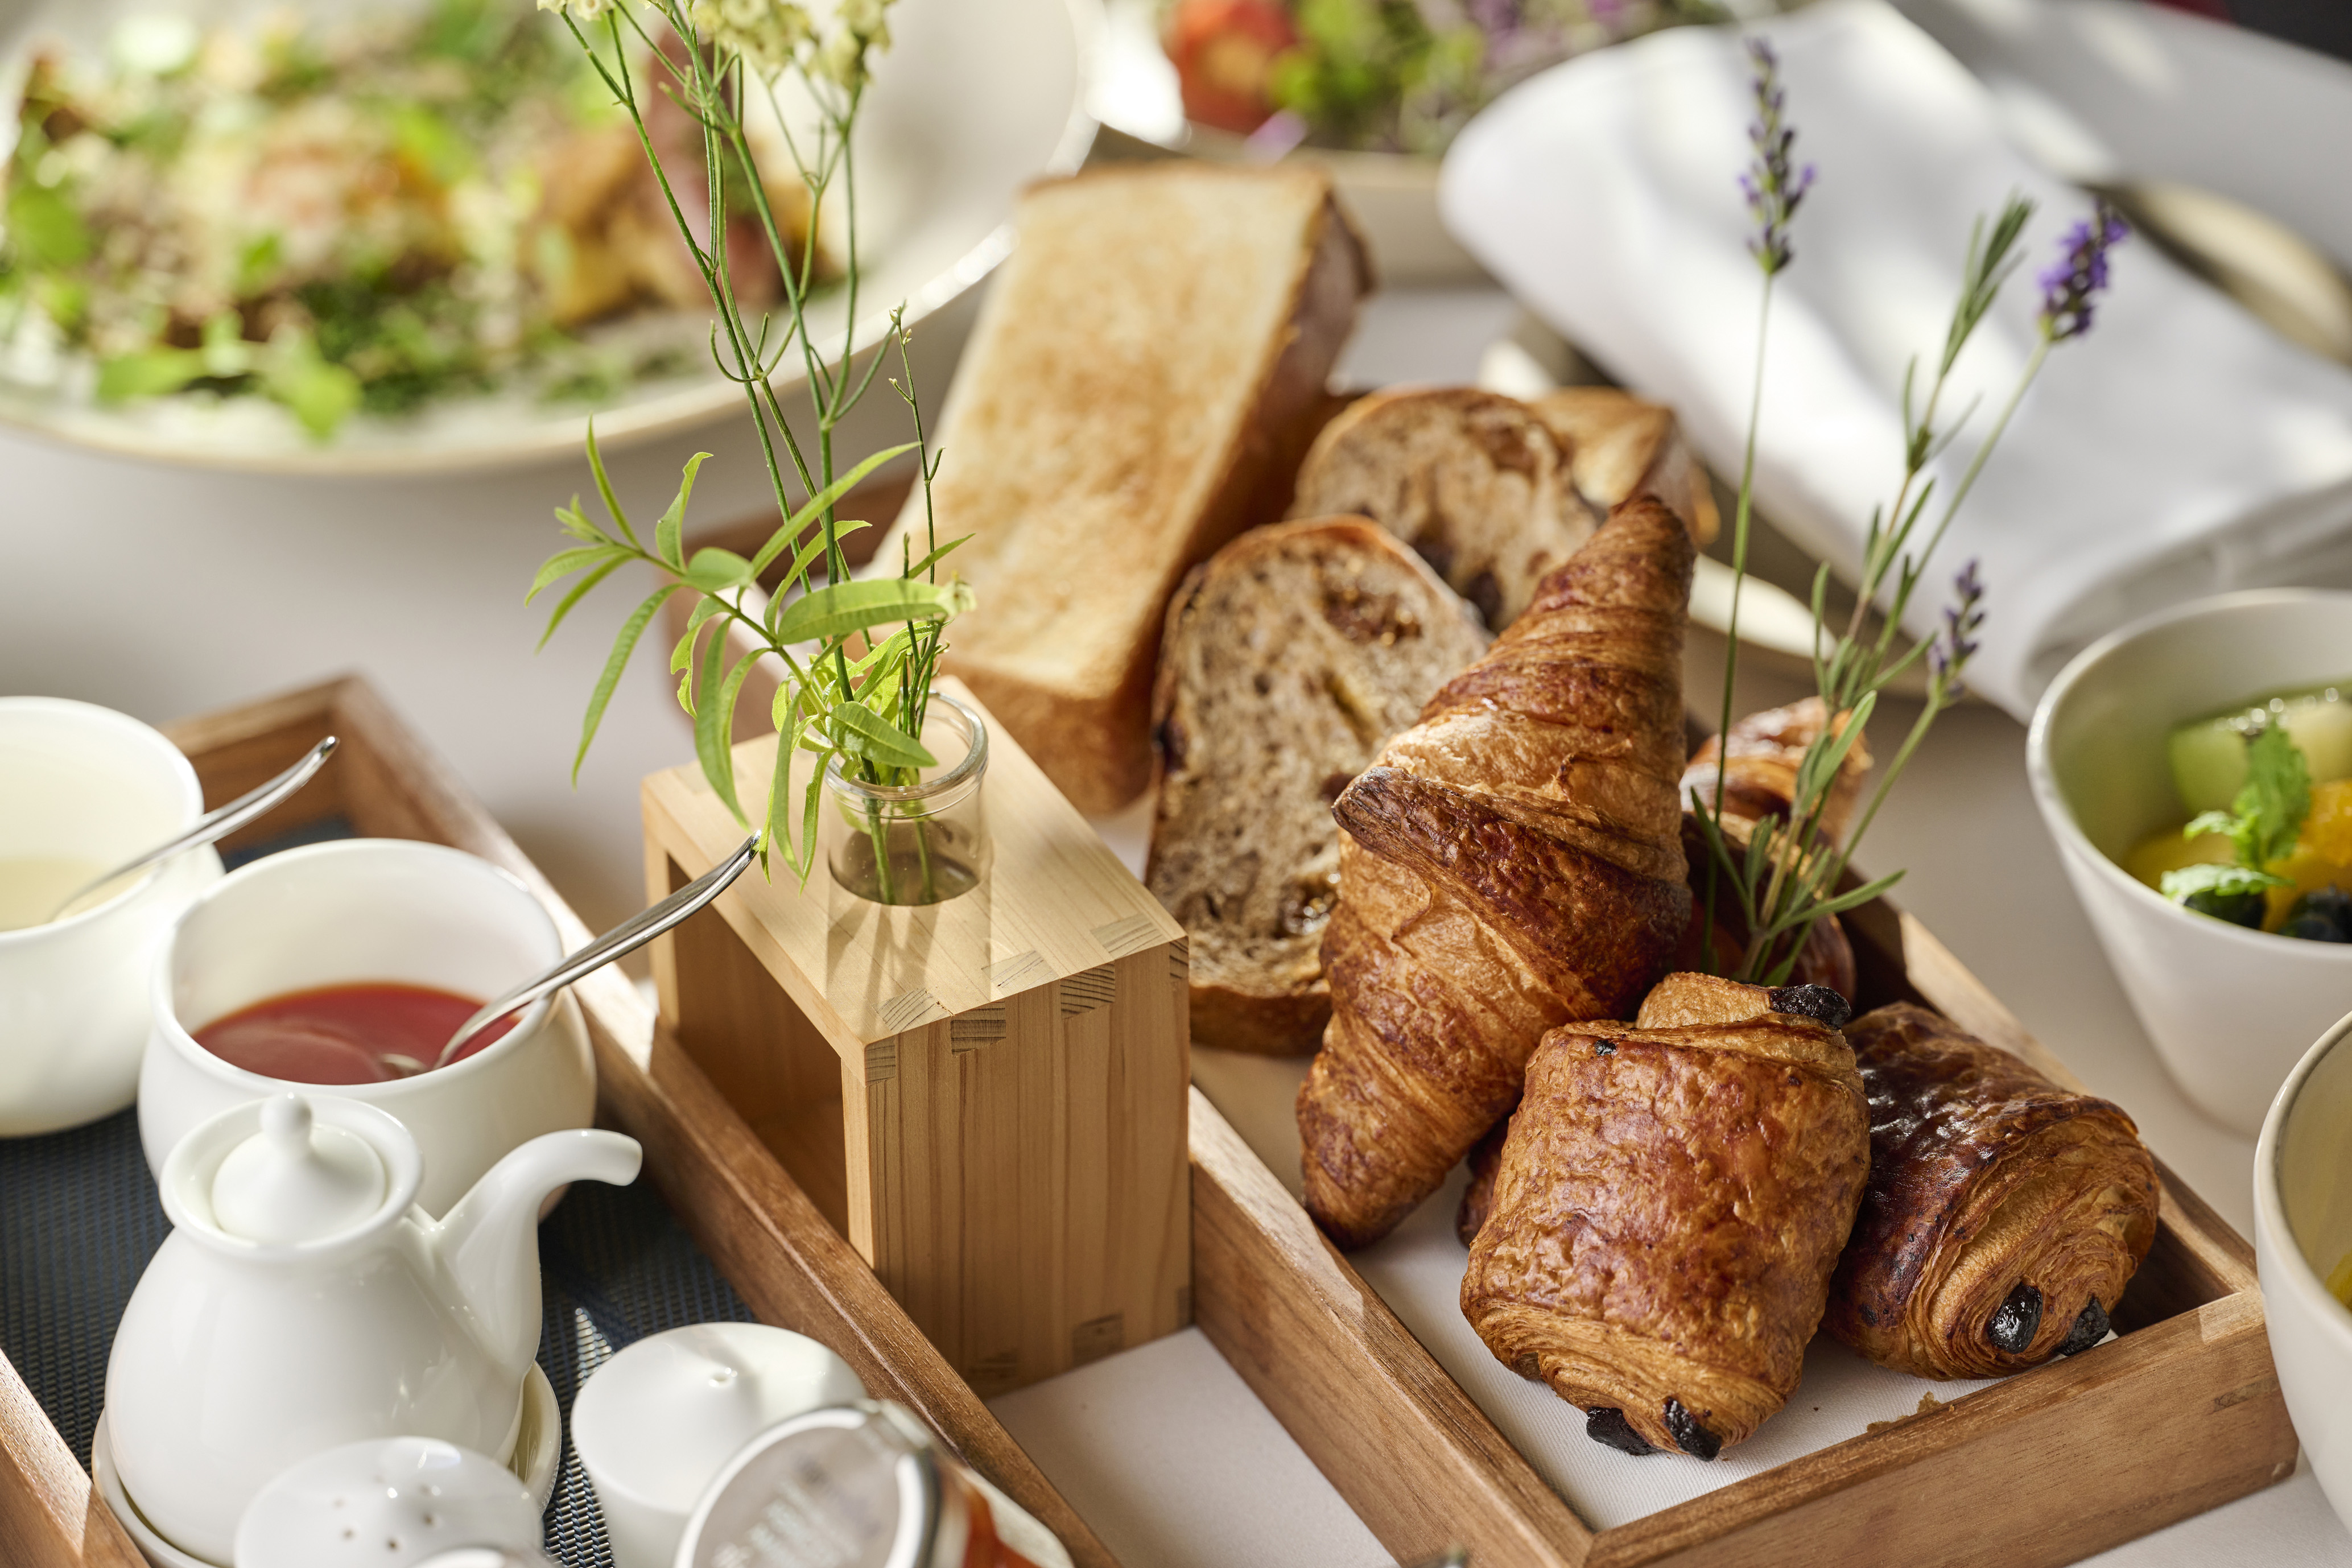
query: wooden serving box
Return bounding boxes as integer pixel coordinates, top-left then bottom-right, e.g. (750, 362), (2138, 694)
(645, 653), (2301, 1566)
(641, 677), (1192, 1399)
(1187, 897), (2299, 1568)
(0, 676), (1112, 1568)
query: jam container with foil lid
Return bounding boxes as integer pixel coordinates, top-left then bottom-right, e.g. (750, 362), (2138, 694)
(676, 1401), (1070, 1568)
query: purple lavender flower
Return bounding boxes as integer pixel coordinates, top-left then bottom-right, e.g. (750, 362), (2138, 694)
(2038, 200), (2130, 342)
(1740, 37), (1814, 276)
(1930, 558), (1987, 688)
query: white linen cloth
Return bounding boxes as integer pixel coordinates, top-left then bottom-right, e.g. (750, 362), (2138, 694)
(1439, 0), (2352, 719)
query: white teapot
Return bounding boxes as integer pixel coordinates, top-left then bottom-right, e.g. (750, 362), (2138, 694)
(104, 1092), (641, 1566)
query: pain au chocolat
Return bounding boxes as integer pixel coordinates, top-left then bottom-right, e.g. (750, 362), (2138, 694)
(1823, 1004), (2159, 1379)
(1460, 973), (1870, 1459)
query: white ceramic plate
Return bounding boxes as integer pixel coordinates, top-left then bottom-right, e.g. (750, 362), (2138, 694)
(0, 0), (1096, 474)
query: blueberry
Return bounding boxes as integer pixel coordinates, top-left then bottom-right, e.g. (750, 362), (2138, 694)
(2184, 887), (2266, 928)
(2283, 886), (2352, 943)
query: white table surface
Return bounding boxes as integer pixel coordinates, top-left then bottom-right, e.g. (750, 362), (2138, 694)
(3, 285), (2344, 1567)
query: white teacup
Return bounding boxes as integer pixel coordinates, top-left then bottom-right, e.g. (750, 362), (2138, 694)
(139, 837), (595, 1216)
(2028, 589), (2352, 1136)
(0, 697), (222, 1136)
(2254, 1009), (2352, 1536)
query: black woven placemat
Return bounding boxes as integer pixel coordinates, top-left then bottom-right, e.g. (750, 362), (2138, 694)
(0, 819), (757, 1566)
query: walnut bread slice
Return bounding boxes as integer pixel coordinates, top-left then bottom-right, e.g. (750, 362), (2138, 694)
(875, 163), (1372, 816)
(1288, 386), (1591, 630)
(1147, 517), (1489, 1055)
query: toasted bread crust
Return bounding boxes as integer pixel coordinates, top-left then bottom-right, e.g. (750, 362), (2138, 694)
(892, 164), (1372, 816)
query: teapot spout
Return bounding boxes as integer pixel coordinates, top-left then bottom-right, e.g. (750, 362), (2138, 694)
(428, 1129), (641, 1384)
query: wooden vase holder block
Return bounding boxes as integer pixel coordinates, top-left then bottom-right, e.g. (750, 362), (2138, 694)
(641, 679), (1192, 1397)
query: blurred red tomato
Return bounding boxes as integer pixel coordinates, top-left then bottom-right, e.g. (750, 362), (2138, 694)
(1166, 0), (1299, 135)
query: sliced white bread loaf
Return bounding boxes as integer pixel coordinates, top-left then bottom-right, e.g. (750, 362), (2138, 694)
(1146, 517), (1490, 1055)
(876, 164), (1371, 816)
(1286, 386), (1591, 629)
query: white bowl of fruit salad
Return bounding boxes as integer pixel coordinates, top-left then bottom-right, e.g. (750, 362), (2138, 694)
(2028, 588), (2352, 1136)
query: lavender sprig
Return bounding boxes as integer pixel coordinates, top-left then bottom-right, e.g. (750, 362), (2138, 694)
(1739, 39), (1815, 275)
(1928, 559), (1985, 694)
(1701, 80), (2123, 983)
(2039, 199), (2130, 343)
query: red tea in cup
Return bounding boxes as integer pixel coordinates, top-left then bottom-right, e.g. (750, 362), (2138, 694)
(192, 982), (519, 1084)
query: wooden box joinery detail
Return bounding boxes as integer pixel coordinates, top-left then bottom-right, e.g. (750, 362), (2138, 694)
(641, 679), (1192, 1397)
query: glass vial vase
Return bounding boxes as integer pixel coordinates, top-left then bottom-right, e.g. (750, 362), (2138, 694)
(819, 692), (991, 906)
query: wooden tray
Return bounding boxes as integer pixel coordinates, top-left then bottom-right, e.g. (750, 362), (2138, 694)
(1188, 894), (2300, 1567)
(0, 676), (1111, 1568)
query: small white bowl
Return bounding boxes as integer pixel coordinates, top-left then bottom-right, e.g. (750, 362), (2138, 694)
(571, 1323), (865, 1568)
(0, 696), (222, 1136)
(138, 839), (595, 1217)
(2027, 589), (2352, 1136)
(2255, 1008), (2352, 1534)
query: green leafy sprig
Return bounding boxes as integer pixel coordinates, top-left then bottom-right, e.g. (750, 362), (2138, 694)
(526, 0), (970, 889)
(1699, 43), (2124, 986)
(2160, 722), (2308, 907)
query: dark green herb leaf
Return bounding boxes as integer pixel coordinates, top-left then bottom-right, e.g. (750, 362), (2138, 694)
(573, 585), (673, 783)
(2240, 721), (2312, 866)
(683, 545), (754, 593)
(527, 545), (619, 604)
(770, 579), (961, 645)
(830, 702), (936, 769)
(537, 555), (625, 650)
(655, 451), (711, 569)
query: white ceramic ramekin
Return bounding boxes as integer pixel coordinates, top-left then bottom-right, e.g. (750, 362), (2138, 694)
(2027, 590), (2352, 1136)
(0, 696), (222, 1135)
(2254, 1008), (2352, 1535)
(571, 1323), (865, 1568)
(138, 837), (595, 1216)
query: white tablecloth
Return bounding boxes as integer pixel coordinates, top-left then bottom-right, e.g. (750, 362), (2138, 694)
(3, 286), (2342, 1568)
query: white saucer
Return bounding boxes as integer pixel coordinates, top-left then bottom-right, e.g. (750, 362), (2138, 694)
(93, 1364), (563, 1568)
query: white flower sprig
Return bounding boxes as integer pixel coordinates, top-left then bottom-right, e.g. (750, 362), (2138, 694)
(527, 0), (961, 898)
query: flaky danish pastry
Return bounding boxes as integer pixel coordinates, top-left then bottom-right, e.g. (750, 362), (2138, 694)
(1297, 498), (1695, 1248)
(1461, 973), (1870, 1458)
(1823, 1004), (2159, 1379)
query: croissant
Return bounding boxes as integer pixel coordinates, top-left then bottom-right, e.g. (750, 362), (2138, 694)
(1676, 697), (1873, 998)
(1460, 973), (1870, 1458)
(1823, 1004), (2160, 1379)
(1682, 696), (1871, 841)
(1297, 498), (1695, 1248)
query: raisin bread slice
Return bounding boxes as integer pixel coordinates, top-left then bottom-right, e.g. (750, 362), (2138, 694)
(1286, 386), (1592, 629)
(1147, 517), (1489, 1055)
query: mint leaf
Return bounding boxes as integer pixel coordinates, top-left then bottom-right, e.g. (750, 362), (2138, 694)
(2160, 862), (2288, 902)
(2240, 721), (2311, 866)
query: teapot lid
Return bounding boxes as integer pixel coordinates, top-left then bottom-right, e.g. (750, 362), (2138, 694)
(209, 1094), (387, 1244)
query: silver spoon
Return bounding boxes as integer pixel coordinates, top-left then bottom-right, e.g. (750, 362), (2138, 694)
(386, 833), (760, 1076)
(47, 736), (340, 922)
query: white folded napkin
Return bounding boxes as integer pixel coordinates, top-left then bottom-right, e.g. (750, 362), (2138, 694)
(1439, 0), (2352, 720)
